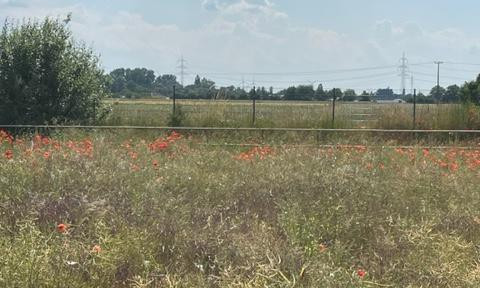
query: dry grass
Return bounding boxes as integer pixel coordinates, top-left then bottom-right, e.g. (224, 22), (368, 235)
(103, 99), (480, 130)
(1, 129), (480, 287)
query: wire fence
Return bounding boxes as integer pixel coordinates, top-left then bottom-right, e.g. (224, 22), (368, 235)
(100, 87), (480, 130)
(2, 124), (480, 134)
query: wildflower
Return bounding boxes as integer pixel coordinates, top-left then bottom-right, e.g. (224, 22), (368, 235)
(395, 148), (404, 155)
(152, 160), (159, 168)
(4, 149), (13, 160)
(92, 245), (102, 253)
(423, 148), (430, 157)
(43, 151), (51, 159)
(131, 164), (140, 172)
(450, 162), (459, 172)
(438, 161), (448, 169)
(128, 151), (138, 160)
(0, 129), (13, 144)
(318, 243), (327, 253)
(57, 223), (67, 233)
(149, 139), (169, 152)
(357, 269), (366, 278)
(167, 131), (182, 142)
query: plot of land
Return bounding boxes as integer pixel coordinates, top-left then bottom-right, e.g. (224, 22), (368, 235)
(2, 129), (480, 287)
(104, 99), (478, 130)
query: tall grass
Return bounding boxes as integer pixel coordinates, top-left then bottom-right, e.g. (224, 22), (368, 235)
(2, 130), (480, 286)
(104, 99), (480, 130)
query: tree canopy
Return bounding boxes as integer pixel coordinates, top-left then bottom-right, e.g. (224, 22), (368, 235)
(0, 17), (108, 125)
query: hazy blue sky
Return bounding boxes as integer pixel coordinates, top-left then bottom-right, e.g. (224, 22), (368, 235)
(1, 0), (480, 92)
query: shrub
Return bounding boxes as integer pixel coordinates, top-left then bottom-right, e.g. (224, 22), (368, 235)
(0, 16), (109, 125)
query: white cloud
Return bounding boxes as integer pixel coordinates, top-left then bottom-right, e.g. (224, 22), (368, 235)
(1, 0), (479, 89)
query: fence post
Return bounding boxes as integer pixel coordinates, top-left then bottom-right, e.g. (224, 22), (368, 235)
(252, 86), (256, 126)
(413, 89), (416, 130)
(93, 99), (96, 125)
(172, 85), (176, 115)
(332, 88), (336, 128)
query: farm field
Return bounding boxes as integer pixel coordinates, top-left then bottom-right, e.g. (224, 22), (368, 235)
(104, 98), (480, 130)
(2, 129), (480, 287)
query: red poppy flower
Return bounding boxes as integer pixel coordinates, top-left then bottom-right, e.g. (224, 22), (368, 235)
(4, 150), (13, 160)
(57, 223), (67, 233)
(43, 151), (51, 159)
(92, 245), (102, 253)
(357, 269), (366, 278)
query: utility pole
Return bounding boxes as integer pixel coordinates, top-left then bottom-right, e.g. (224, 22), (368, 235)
(398, 52), (409, 96)
(434, 61), (443, 103)
(177, 55), (187, 87)
(242, 75), (245, 91)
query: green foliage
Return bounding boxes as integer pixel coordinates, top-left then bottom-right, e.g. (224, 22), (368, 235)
(2, 132), (480, 286)
(0, 17), (109, 125)
(375, 88), (395, 100)
(342, 89), (357, 101)
(109, 68), (157, 98)
(315, 84), (327, 100)
(444, 85), (461, 103)
(358, 91), (372, 102)
(429, 86), (447, 102)
(461, 75), (480, 105)
(327, 88), (343, 100)
(167, 105), (185, 127)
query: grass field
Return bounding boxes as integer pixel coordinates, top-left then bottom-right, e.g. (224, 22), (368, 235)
(2, 128), (480, 287)
(103, 99), (480, 130)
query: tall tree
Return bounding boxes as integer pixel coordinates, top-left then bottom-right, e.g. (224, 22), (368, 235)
(284, 86), (297, 100)
(154, 74), (180, 97)
(429, 86), (446, 102)
(343, 89), (357, 101)
(315, 84), (327, 100)
(0, 17), (108, 125)
(443, 85), (460, 103)
(460, 75), (480, 104)
(296, 85), (315, 101)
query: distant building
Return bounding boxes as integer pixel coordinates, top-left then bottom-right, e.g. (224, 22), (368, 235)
(376, 99), (406, 104)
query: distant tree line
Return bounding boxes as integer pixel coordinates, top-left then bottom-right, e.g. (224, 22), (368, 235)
(107, 67), (480, 105)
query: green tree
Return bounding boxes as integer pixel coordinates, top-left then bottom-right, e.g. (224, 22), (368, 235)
(284, 86), (297, 100)
(460, 75), (480, 104)
(443, 85), (460, 103)
(358, 91), (372, 102)
(154, 74), (180, 97)
(375, 88), (395, 100)
(109, 68), (156, 98)
(327, 88), (343, 100)
(429, 86), (446, 102)
(0, 17), (108, 125)
(314, 84), (327, 100)
(342, 89), (357, 101)
(296, 85), (315, 101)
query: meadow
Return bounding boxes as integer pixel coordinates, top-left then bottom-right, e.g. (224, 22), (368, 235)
(104, 99), (480, 130)
(2, 128), (480, 287)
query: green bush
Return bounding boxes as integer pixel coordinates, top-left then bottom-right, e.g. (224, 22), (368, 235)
(0, 17), (109, 125)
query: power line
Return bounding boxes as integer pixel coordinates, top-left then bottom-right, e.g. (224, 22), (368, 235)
(188, 64), (400, 76)
(444, 61), (480, 66)
(410, 70), (468, 81)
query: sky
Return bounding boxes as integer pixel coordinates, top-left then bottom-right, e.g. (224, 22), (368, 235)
(1, 0), (480, 93)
